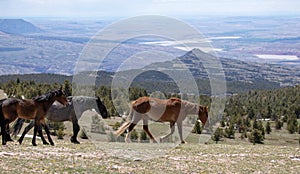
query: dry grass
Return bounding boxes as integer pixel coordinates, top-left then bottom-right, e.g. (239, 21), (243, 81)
(0, 137), (299, 174)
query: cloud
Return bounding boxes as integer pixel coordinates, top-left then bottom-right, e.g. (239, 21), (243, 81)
(0, 0), (300, 18)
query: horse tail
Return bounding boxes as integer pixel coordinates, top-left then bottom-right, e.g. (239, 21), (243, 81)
(0, 102), (3, 121)
(12, 118), (25, 137)
(0, 102), (3, 135)
(114, 107), (134, 136)
(114, 121), (131, 136)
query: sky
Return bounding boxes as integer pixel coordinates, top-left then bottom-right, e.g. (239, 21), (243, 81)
(0, 0), (300, 18)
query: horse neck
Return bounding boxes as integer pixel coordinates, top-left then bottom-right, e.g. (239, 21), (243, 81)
(43, 97), (59, 111)
(73, 99), (92, 115)
(184, 101), (199, 115)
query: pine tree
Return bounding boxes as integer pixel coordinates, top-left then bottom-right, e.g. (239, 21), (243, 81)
(130, 129), (139, 141)
(224, 124), (235, 139)
(63, 80), (72, 96)
(248, 129), (264, 145)
(192, 120), (202, 134)
(275, 119), (282, 130)
(287, 115), (298, 134)
(266, 121), (272, 134)
(140, 131), (149, 143)
(212, 127), (223, 143)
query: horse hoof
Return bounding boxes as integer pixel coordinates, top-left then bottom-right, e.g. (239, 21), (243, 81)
(32, 143), (37, 146)
(50, 142), (54, 146)
(6, 138), (13, 142)
(181, 141), (186, 144)
(18, 139), (23, 145)
(43, 142), (49, 145)
(70, 138), (80, 144)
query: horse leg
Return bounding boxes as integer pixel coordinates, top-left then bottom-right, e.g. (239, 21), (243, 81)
(177, 121), (186, 144)
(5, 124), (13, 142)
(142, 117), (157, 143)
(42, 123), (54, 146)
(70, 121), (80, 144)
(160, 122), (175, 143)
(125, 114), (142, 143)
(125, 123), (136, 143)
(1, 121), (7, 145)
(18, 121), (34, 145)
(37, 125), (49, 145)
(32, 124), (38, 146)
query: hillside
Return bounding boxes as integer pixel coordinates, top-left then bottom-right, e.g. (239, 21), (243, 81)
(3, 48), (300, 94)
(0, 19), (42, 34)
(0, 73), (72, 85)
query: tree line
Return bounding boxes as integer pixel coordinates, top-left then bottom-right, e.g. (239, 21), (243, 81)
(0, 79), (299, 144)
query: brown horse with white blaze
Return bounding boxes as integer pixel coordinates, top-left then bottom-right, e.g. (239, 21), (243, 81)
(115, 97), (208, 144)
(0, 89), (68, 146)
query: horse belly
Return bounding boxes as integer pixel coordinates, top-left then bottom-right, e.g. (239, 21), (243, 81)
(147, 110), (177, 122)
(46, 108), (72, 122)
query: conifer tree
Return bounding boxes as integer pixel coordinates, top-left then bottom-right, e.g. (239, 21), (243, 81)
(266, 121), (272, 134)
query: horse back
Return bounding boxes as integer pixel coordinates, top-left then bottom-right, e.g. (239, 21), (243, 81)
(2, 98), (40, 120)
(47, 103), (74, 122)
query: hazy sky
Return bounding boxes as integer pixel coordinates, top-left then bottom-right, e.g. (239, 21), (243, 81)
(1, 0), (300, 18)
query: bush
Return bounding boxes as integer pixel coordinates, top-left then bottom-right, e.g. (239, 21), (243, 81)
(57, 128), (64, 139)
(212, 127), (223, 143)
(266, 122), (271, 134)
(287, 115), (298, 134)
(275, 119), (282, 130)
(224, 124), (235, 139)
(140, 131), (149, 143)
(192, 120), (202, 134)
(248, 129), (264, 145)
(130, 129), (139, 141)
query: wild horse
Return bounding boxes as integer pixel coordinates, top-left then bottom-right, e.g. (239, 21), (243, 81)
(115, 97), (209, 144)
(0, 89), (68, 146)
(13, 96), (108, 144)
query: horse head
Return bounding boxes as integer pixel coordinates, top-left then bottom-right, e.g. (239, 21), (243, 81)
(53, 89), (68, 106)
(198, 105), (208, 126)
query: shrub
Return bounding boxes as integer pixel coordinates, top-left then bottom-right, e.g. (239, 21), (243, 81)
(248, 129), (264, 145)
(140, 131), (149, 143)
(192, 120), (202, 134)
(57, 128), (64, 139)
(266, 121), (271, 134)
(212, 127), (223, 143)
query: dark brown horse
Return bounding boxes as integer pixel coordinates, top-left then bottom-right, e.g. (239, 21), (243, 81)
(0, 89), (68, 146)
(115, 97), (208, 144)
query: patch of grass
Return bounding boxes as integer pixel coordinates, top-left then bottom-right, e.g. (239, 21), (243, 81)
(0, 140), (299, 173)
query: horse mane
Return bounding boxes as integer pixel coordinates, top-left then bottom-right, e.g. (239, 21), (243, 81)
(33, 89), (63, 102)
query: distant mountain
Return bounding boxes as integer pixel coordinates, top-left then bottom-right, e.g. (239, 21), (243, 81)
(1, 49), (299, 94)
(145, 48), (300, 86)
(0, 19), (42, 34)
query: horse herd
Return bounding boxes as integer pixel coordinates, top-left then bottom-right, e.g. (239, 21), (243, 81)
(0, 89), (208, 146)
